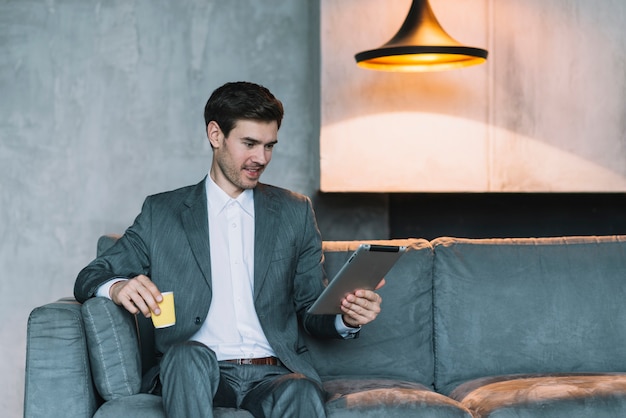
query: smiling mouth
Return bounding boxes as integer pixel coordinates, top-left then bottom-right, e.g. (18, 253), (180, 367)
(244, 166), (264, 178)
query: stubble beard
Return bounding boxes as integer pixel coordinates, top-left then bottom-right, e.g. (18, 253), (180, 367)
(218, 157), (263, 192)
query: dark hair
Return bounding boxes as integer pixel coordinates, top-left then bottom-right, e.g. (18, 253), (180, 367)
(203, 81), (284, 137)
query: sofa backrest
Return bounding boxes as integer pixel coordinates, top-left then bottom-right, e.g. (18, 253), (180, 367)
(97, 235), (437, 388)
(305, 239), (435, 387)
(432, 235), (626, 395)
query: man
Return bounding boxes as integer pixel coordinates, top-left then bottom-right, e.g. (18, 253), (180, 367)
(74, 81), (383, 418)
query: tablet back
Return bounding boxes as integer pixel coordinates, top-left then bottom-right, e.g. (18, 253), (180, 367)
(308, 244), (406, 314)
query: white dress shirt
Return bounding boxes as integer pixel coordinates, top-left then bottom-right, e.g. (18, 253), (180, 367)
(190, 177), (274, 360)
(97, 176), (359, 358)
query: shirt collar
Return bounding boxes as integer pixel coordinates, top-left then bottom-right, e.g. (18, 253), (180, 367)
(206, 175), (254, 216)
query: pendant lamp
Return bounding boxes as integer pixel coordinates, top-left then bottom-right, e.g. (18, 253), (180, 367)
(355, 0), (488, 72)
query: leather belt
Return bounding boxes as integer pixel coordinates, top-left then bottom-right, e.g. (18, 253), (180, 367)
(223, 356), (281, 366)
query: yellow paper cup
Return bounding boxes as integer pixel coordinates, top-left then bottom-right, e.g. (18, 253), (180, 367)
(151, 291), (176, 328)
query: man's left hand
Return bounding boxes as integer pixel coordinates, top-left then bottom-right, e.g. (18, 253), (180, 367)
(340, 278), (385, 328)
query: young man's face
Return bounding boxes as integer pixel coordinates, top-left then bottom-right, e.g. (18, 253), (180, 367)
(208, 119), (278, 198)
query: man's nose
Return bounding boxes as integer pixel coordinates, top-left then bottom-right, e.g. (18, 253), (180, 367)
(252, 147), (269, 164)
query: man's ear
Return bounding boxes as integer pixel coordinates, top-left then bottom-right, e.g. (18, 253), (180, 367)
(207, 121), (222, 148)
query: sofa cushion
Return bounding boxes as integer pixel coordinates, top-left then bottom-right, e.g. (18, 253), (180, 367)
(449, 373), (626, 418)
(93, 394), (253, 418)
(324, 378), (472, 417)
(305, 239), (434, 386)
(432, 236), (626, 394)
(82, 297), (142, 401)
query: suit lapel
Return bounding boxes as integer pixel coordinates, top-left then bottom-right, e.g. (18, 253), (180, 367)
(253, 184), (280, 300)
(181, 178), (212, 289)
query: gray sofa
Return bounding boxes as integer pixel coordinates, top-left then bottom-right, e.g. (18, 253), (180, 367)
(25, 235), (626, 417)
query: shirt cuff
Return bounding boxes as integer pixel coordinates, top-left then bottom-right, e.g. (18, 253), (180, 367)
(335, 314), (361, 339)
(96, 278), (128, 299)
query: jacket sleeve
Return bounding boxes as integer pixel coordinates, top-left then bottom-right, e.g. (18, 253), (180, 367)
(74, 198), (152, 303)
(293, 197), (343, 339)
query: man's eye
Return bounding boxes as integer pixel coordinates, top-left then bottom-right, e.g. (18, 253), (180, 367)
(244, 142), (255, 148)
(265, 144), (275, 150)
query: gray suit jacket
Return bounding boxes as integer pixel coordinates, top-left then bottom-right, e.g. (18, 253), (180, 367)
(74, 178), (339, 382)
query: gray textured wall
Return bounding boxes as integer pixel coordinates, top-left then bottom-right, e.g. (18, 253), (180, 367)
(1, 1), (326, 414)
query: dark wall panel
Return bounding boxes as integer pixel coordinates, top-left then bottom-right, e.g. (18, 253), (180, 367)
(390, 193), (626, 240)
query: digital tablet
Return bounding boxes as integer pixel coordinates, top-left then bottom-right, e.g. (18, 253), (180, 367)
(307, 244), (407, 315)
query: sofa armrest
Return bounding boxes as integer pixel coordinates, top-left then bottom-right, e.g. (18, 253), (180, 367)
(25, 298), (98, 418)
(81, 297), (142, 400)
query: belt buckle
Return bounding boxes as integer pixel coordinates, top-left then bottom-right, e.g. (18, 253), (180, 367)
(240, 358), (253, 365)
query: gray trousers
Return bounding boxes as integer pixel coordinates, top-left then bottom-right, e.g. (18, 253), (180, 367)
(160, 341), (327, 418)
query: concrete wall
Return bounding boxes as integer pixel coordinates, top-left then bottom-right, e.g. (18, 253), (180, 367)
(1, 1), (322, 414)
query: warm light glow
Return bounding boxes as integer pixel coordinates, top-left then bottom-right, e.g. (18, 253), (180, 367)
(355, 0), (488, 72)
(322, 0), (626, 193)
(321, 112), (489, 192)
(356, 52), (487, 72)
(320, 113), (626, 193)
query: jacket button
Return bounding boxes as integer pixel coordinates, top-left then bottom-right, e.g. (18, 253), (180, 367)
(194, 317), (202, 325)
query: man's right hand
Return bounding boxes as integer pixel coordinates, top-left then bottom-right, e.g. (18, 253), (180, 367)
(109, 275), (162, 318)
